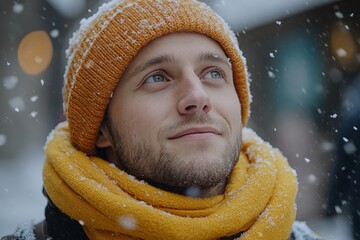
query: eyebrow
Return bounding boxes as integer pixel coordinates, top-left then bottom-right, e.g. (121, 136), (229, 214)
(126, 54), (176, 80)
(198, 52), (230, 66)
(125, 51), (231, 80)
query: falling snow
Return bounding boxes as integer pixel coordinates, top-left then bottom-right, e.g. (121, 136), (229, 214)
(320, 141), (334, 152)
(269, 52), (275, 58)
(30, 95), (39, 102)
(185, 186), (201, 198)
(304, 158), (310, 163)
(330, 113), (337, 119)
(30, 112), (38, 118)
(334, 205), (342, 214)
(50, 29), (60, 38)
(0, 134), (6, 146)
(3, 75), (18, 90)
(308, 174), (316, 183)
(343, 142), (357, 155)
(8, 97), (25, 112)
(12, 3), (24, 14)
(334, 11), (344, 19)
(268, 71), (276, 79)
(336, 48), (347, 58)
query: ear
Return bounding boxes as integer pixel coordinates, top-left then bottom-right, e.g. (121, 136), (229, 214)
(96, 124), (113, 148)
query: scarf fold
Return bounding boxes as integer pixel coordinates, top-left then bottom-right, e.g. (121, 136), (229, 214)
(43, 122), (297, 240)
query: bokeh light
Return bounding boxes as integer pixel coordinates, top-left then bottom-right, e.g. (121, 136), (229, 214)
(330, 22), (358, 71)
(17, 30), (53, 75)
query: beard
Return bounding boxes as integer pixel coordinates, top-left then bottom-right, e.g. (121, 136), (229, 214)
(106, 115), (241, 189)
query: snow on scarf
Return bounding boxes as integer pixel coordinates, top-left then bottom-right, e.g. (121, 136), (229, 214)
(43, 122), (297, 240)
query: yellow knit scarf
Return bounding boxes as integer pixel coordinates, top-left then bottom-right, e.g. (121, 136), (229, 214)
(43, 122), (297, 240)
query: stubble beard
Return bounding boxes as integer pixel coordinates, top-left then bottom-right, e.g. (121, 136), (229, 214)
(106, 116), (242, 189)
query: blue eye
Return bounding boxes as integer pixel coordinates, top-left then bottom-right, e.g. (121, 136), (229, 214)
(144, 73), (166, 83)
(204, 69), (223, 79)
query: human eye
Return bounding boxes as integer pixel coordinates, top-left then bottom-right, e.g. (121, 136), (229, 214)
(202, 69), (224, 80)
(144, 72), (167, 83)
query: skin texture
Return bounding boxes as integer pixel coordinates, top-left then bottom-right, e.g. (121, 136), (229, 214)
(96, 32), (242, 197)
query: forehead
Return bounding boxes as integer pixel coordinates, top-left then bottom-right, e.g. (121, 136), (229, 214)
(131, 32), (228, 64)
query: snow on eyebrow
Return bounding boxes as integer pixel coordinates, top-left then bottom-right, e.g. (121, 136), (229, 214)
(198, 52), (232, 66)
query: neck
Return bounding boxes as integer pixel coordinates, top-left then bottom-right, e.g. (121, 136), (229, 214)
(145, 179), (227, 198)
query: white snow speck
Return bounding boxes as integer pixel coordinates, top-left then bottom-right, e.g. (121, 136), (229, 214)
(350, 13), (354, 17)
(119, 215), (137, 230)
(13, 3), (24, 14)
(6, 62), (11, 66)
(50, 29), (59, 38)
(308, 174), (316, 183)
(342, 137), (349, 143)
(335, 205), (342, 214)
(335, 11), (344, 19)
(0, 134), (6, 146)
(40, 79), (45, 86)
(330, 113), (337, 119)
(354, 126), (358, 131)
(4, 187), (9, 192)
(79, 220), (85, 225)
(185, 186), (201, 198)
(8, 97), (25, 112)
(301, 88), (307, 94)
(269, 52), (275, 58)
(276, 20), (282, 25)
(30, 95), (39, 102)
(268, 71), (275, 79)
(343, 142), (357, 155)
(30, 112), (38, 118)
(3, 75), (18, 90)
(304, 158), (310, 163)
(320, 141), (334, 152)
(336, 48), (347, 58)
(35, 56), (43, 63)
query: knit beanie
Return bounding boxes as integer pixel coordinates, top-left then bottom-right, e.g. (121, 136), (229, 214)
(63, 0), (251, 155)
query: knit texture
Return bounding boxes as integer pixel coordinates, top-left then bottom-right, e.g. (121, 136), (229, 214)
(63, 0), (250, 155)
(43, 122), (297, 240)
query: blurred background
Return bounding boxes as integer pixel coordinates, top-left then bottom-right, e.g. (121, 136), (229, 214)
(1, 0), (359, 239)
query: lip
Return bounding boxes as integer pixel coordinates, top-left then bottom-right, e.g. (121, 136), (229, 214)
(168, 127), (221, 139)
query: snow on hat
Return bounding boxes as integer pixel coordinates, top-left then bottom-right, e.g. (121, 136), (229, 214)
(63, 0), (251, 155)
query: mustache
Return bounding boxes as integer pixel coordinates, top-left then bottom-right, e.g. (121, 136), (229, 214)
(161, 115), (227, 137)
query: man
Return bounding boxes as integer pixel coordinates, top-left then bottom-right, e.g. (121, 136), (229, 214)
(2, 0), (321, 239)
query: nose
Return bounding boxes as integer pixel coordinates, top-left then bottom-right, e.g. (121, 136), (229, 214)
(177, 73), (212, 115)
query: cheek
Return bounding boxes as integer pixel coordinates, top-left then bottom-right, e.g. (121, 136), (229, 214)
(213, 89), (242, 130)
(112, 97), (167, 137)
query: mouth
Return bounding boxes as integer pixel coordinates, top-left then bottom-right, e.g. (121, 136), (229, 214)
(168, 127), (221, 140)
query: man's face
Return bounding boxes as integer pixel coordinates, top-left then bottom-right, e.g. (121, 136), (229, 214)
(98, 32), (242, 189)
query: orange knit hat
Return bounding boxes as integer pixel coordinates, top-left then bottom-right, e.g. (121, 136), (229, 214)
(63, 0), (251, 155)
